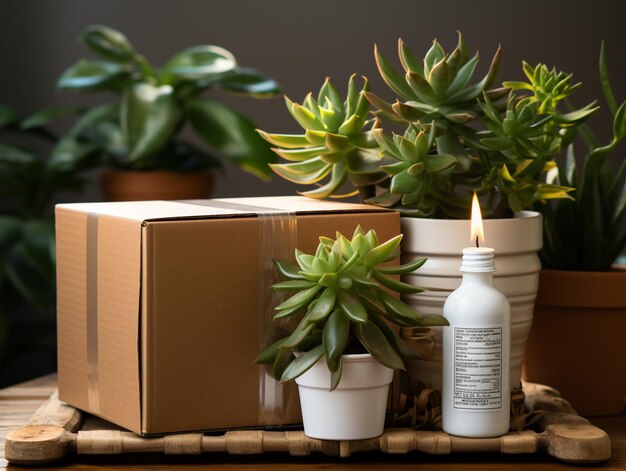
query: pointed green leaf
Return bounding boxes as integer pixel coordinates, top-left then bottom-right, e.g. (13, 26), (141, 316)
(256, 337), (289, 364)
(345, 74), (359, 117)
(337, 289), (368, 323)
(337, 114), (362, 136)
(299, 158), (348, 198)
(325, 133), (350, 152)
(81, 25), (135, 62)
(280, 322), (315, 350)
(291, 102), (325, 131)
(377, 257), (427, 275)
(323, 309), (349, 362)
(398, 38), (423, 74)
(371, 270), (423, 294)
(363, 91), (396, 116)
(363, 234), (403, 267)
(216, 67), (281, 97)
(355, 321), (404, 370)
(368, 312), (425, 360)
(189, 98), (276, 178)
(273, 156), (327, 174)
(599, 41), (618, 115)
(164, 45), (236, 80)
(406, 72), (437, 102)
(256, 131), (310, 149)
(272, 349), (293, 380)
(428, 58), (451, 97)
(422, 154), (457, 172)
(424, 40), (445, 73)
(613, 101), (626, 141)
(374, 44), (416, 100)
(272, 280), (317, 290)
(272, 146), (326, 162)
(280, 345), (324, 383)
(378, 290), (423, 325)
(275, 285), (322, 311)
(446, 53), (479, 97)
(58, 59), (129, 90)
(274, 259), (303, 280)
(304, 288), (336, 325)
(391, 170), (420, 194)
(329, 357), (343, 391)
(318, 78), (343, 112)
(122, 82), (181, 163)
(481, 136), (514, 151)
(270, 161), (332, 184)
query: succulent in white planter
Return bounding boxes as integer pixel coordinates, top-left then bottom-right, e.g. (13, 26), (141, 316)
(256, 226), (448, 440)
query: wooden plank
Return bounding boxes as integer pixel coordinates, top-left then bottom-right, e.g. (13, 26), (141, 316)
(0, 374), (57, 401)
(3, 383), (612, 465)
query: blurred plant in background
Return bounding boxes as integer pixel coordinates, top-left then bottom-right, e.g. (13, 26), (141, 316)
(539, 43), (626, 271)
(57, 25), (281, 178)
(0, 104), (96, 384)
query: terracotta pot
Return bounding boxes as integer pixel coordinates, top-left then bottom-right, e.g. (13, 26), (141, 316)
(523, 267), (626, 417)
(400, 212), (542, 393)
(101, 170), (215, 201)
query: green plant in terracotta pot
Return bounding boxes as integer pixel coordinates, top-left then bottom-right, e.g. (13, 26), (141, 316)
(524, 43), (626, 417)
(58, 25), (281, 201)
(0, 103), (94, 382)
(257, 33), (596, 393)
(256, 226), (448, 440)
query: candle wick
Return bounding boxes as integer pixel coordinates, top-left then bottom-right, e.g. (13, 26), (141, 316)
(475, 236), (479, 248)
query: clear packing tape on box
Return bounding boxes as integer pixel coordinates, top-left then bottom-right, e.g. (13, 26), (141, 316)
(84, 199), (300, 426)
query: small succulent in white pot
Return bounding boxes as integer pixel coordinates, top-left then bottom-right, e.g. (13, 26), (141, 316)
(256, 226), (447, 440)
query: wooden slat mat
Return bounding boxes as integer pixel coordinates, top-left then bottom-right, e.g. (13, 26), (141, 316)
(4, 383), (610, 465)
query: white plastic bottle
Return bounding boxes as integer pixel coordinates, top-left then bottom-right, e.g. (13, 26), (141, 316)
(442, 247), (510, 437)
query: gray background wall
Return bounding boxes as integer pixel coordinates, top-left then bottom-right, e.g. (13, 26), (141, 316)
(1, 0), (625, 202)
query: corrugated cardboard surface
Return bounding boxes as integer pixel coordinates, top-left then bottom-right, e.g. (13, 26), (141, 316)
(56, 197), (400, 435)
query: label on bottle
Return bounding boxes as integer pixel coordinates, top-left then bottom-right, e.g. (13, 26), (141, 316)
(453, 326), (502, 410)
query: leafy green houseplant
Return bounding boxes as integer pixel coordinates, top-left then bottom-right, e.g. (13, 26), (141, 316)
(524, 44), (626, 417)
(58, 25), (281, 200)
(538, 44), (626, 272)
(0, 103), (94, 384)
(256, 227), (447, 440)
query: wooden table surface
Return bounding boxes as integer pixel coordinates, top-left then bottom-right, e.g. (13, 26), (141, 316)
(1, 374), (625, 470)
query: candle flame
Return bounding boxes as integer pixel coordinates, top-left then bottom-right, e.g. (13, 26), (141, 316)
(470, 193), (485, 247)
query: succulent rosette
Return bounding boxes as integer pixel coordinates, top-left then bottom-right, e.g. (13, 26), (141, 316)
(256, 226), (448, 390)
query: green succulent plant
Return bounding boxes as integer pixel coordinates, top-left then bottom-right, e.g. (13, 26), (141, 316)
(539, 43), (626, 271)
(257, 75), (385, 200)
(255, 226), (448, 390)
(58, 25), (280, 177)
(259, 33), (596, 219)
(368, 125), (458, 215)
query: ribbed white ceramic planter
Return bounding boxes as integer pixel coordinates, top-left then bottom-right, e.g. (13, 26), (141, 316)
(295, 353), (393, 440)
(400, 211), (542, 391)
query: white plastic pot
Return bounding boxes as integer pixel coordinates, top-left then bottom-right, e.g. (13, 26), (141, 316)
(295, 353), (393, 440)
(400, 211), (542, 391)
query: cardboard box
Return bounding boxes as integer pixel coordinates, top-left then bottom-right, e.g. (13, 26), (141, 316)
(56, 196), (400, 435)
